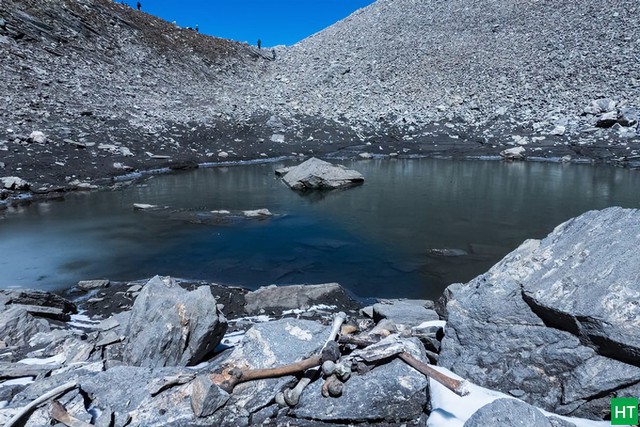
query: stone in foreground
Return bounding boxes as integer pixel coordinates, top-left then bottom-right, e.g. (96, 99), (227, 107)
(464, 398), (553, 427)
(439, 207), (640, 419)
(280, 157), (364, 190)
(123, 276), (227, 367)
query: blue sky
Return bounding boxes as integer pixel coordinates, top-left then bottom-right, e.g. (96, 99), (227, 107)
(127, 1), (376, 46)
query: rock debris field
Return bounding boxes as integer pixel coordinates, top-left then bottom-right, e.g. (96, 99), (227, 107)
(1, 0), (640, 202)
(1, 0), (640, 425)
(1, 208), (637, 426)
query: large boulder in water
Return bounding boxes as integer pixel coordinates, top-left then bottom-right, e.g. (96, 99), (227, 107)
(123, 276), (227, 367)
(438, 207), (640, 420)
(280, 157), (364, 190)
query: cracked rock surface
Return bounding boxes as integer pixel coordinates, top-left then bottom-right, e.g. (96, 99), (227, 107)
(438, 207), (640, 419)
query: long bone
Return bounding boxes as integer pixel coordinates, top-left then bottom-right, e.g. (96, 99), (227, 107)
(277, 311), (348, 406)
(348, 334), (469, 397)
(212, 340), (341, 393)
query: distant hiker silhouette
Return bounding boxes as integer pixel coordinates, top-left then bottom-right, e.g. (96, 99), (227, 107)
(195, 24), (199, 32)
(257, 39), (261, 49)
(136, 1), (141, 10)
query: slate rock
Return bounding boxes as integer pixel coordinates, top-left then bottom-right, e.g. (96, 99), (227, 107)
(123, 276), (227, 367)
(28, 131), (47, 144)
(244, 283), (358, 315)
(293, 337), (429, 423)
(191, 374), (230, 417)
(618, 107), (638, 126)
(80, 366), (219, 427)
(213, 319), (330, 424)
(0, 289), (76, 314)
(521, 208), (640, 366)
(595, 110), (618, 127)
(0, 306), (50, 348)
(439, 207), (640, 419)
(77, 279), (110, 290)
(0, 176), (29, 190)
(464, 398), (552, 427)
(372, 300), (439, 328)
(281, 157), (364, 191)
(500, 146), (526, 160)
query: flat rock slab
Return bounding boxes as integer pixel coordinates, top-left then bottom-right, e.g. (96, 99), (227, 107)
(0, 289), (76, 314)
(244, 283), (360, 315)
(520, 207), (640, 364)
(464, 398), (553, 427)
(212, 319), (331, 424)
(372, 300), (439, 328)
(280, 157), (364, 191)
(439, 207), (640, 419)
(293, 337), (429, 423)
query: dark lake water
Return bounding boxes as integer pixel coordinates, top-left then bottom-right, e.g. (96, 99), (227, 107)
(1, 158), (639, 300)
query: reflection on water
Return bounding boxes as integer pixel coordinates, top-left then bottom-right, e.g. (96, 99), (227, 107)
(1, 159), (639, 299)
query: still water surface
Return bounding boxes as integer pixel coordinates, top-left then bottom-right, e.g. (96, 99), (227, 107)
(1, 159), (639, 299)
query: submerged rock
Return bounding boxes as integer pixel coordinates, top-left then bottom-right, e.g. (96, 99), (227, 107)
(280, 157), (364, 191)
(439, 207), (640, 419)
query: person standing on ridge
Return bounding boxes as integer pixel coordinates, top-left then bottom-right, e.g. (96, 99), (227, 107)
(137, 1), (141, 10)
(257, 39), (261, 49)
(195, 24), (199, 32)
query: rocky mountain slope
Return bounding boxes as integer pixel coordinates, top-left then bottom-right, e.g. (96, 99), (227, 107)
(1, 0), (640, 195)
(264, 0), (640, 133)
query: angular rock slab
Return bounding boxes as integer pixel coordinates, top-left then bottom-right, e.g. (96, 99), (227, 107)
(123, 276), (227, 367)
(213, 319), (330, 425)
(464, 398), (553, 427)
(0, 289), (77, 314)
(439, 207), (640, 419)
(372, 300), (439, 328)
(293, 337), (429, 423)
(281, 157), (364, 190)
(244, 282), (358, 315)
(0, 306), (50, 347)
(520, 208), (640, 365)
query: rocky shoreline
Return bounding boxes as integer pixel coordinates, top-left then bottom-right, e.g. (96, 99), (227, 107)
(1, 207), (637, 426)
(2, 0), (640, 206)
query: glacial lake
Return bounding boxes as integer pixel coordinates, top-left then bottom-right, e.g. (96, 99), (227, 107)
(1, 158), (639, 300)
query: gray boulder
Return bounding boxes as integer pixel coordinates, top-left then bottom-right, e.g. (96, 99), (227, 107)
(464, 398), (552, 427)
(244, 283), (357, 315)
(212, 319), (330, 425)
(0, 289), (77, 314)
(0, 306), (50, 348)
(123, 276), (227, 367)
(618, 107), (638, 127)
(372, 300), (439, 328)
(292, 337), (429, 423)
(28, 131), (47, 144)
(0, 176), (30, 190)
(439, 207), (640, 419)
(595, 110), (618, 127)
(281, 157), (364, 190)
(500, 146), (526, 160)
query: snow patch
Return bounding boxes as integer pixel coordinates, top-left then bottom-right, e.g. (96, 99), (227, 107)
(18, 354), (66, 366)
(1, 377), (35, 386)
(427, 365), (609, 427)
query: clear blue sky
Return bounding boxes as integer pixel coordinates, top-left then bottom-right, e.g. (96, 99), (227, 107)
(126, 1), (376, 46)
